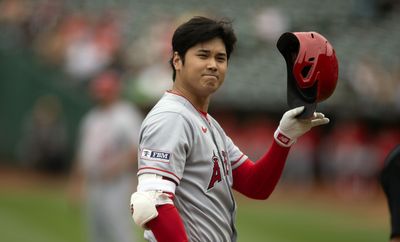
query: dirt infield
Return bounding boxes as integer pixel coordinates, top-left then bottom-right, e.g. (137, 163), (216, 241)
(0, 166), (70, 190)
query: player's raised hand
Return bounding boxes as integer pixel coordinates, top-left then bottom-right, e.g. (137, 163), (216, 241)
(274, 106), (329, 147)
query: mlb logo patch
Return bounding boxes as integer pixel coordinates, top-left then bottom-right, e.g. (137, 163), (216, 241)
(141, 148), (171, 163)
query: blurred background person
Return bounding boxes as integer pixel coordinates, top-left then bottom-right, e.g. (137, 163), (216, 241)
(17, 94), (69, 174)
(68, 68), (143, 242)
(380, 144), (400, 242)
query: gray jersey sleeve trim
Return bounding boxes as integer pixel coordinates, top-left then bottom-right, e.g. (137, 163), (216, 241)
(231, 154), (248, 170)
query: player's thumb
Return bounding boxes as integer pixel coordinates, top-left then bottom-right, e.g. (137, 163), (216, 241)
(285, 106), (305, 118)
(311, 116), (330, 127)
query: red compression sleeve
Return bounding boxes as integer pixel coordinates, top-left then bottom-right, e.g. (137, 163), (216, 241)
(146, 204), (188, 242)
(232, 140), (290, 199)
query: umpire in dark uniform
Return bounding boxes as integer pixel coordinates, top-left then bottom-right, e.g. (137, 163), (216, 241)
(380, 145), (400, 242)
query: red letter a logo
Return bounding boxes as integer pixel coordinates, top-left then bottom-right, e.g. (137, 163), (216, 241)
(207, 154), (222, 189)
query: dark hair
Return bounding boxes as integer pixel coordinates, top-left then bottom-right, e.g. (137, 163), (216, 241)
(169, 16), (237, 81)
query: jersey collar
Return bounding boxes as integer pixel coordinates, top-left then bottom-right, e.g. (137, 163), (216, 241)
(166, 90), (209, 120)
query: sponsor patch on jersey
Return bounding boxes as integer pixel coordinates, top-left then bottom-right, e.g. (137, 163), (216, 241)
(141, 148), (171, 163)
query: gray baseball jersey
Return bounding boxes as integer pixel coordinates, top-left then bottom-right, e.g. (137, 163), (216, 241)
(138, 92), (248, 242)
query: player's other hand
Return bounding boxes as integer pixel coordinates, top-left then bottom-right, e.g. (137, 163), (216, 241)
(274, 106), (329, 147)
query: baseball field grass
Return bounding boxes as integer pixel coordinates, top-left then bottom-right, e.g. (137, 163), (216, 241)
(0, 169), (389, 242)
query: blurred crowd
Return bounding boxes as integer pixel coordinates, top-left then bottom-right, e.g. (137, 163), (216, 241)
(0, 0), (184, 105)
(216, 112), (400, 199)
(2, 0), (400, 111)
(0, 0), (399, 202)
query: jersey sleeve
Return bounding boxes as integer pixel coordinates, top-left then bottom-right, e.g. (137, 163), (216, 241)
(225, 136), (248, 170)
(138, 112), (193, 185)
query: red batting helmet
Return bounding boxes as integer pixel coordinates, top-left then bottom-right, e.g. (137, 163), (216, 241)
(277, 31), (338, 118)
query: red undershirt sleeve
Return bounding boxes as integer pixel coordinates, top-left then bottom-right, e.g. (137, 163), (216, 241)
(232, 140), (291, 199)
(146, 204), (188, 242)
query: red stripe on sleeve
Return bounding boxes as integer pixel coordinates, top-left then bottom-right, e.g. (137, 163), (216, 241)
(231, 154), (245, 167)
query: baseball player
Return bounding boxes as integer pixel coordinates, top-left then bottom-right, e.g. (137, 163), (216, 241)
(69, 69), (143, 242)
(380, 145), (400, 242)
(130, 16), (331, 242)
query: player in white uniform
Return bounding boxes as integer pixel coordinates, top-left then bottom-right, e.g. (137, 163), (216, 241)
(130, 16), (330, 242)
(69, 69), (143, 242)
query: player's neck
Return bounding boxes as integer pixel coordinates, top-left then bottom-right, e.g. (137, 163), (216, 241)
(171, 86), (210, 113)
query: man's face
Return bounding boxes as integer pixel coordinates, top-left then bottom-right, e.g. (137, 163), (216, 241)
(174, 38), (228, 97)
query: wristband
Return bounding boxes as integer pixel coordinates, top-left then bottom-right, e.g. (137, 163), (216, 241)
(274, 128), (296, 147)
